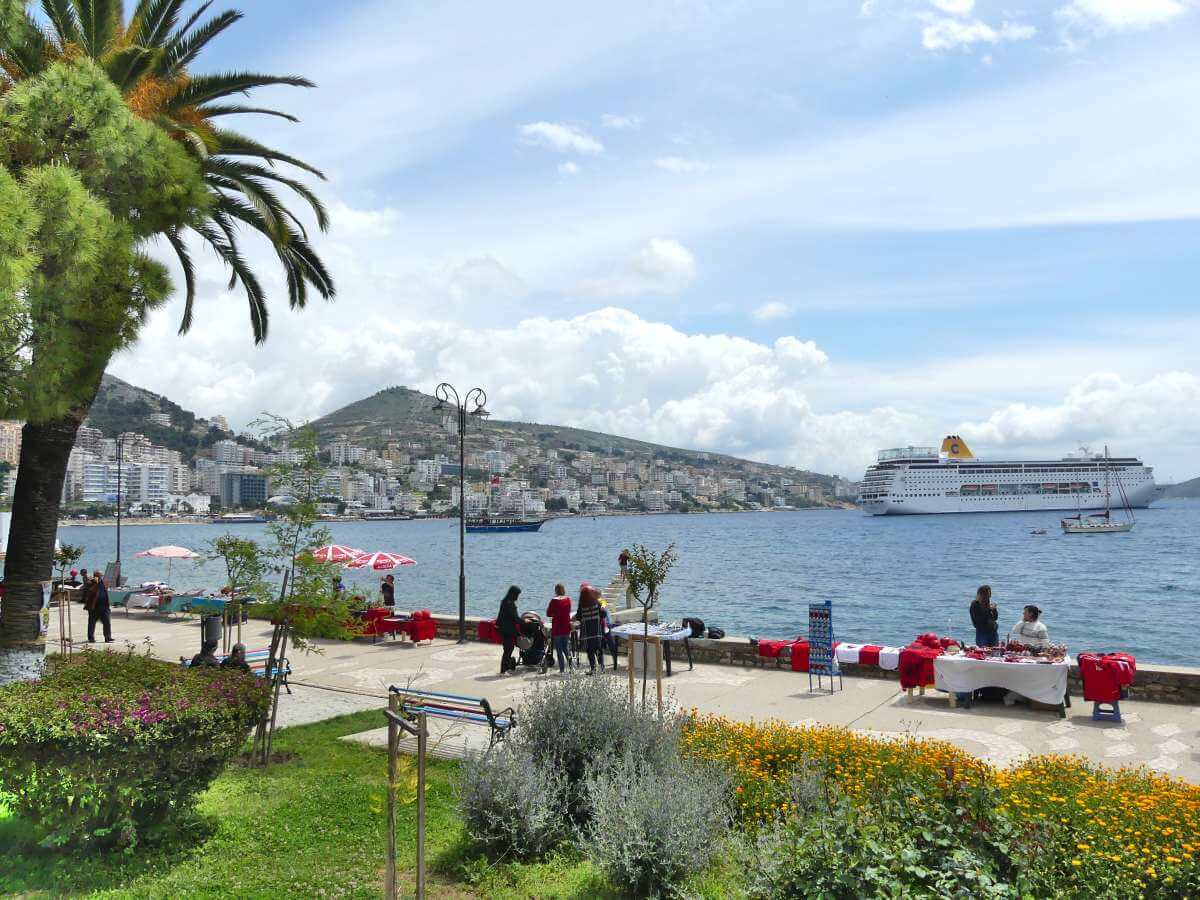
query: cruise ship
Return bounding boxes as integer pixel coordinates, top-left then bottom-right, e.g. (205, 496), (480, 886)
(859, 436), (1157, 515)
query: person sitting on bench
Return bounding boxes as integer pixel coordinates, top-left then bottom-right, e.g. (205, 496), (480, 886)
(190, 640), (220, 668)
(220, 642), (252, 673)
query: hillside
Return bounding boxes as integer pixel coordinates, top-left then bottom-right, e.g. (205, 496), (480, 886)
(311, 385), (839, 487)
(1162, 476), (1200, 499)
(88, 375), (233, 462)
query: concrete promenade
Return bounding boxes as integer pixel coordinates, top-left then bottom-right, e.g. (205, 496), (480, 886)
(48, 614), (1200, 781)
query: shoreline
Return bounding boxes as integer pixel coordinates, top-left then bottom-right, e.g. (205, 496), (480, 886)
(57, 505), (855, 529)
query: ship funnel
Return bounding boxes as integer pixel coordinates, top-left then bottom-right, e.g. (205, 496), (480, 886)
(940, 435), (974, 459)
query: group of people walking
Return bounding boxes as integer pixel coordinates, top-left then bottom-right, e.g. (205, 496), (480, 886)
(495, 581), (615, 676)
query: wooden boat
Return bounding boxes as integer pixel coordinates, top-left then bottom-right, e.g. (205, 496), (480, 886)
(465, 517), (548, 533)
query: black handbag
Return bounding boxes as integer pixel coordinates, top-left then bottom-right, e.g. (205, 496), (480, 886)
(706, 627), (725, 640)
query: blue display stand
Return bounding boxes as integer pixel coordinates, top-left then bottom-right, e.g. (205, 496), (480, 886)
(808, 600), (842, 694)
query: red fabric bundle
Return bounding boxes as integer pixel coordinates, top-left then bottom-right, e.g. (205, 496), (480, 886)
(858, 645), (882, 667)
(477, 619), (502, 644)
(756, 639), (791, 659)
(1078, 652), (1136, 702)
(898, 644), (942, 689)
(789, 640), (810, 672)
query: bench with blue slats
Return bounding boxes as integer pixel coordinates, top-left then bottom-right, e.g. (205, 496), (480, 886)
(180, 647), (292, 693)
(387, 686), (515, 748)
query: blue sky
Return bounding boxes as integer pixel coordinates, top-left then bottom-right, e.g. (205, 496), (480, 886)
(113, 0), (1200, 480)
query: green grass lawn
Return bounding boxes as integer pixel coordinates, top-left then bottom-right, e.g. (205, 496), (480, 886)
(0, 711), (740, 899)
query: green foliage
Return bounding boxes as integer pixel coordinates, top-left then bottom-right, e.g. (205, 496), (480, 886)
(206, 534), (270, 621)
(52, 543), (83, 581)
(0, 59), (209, 237)
(583, 756), (731, 899)
(0, 651), (269, 848)
(740, 782), (1036, 899)
(625, 542), (678, 616)
(254, 415), (358, 645)
(459, 742), (570, 859)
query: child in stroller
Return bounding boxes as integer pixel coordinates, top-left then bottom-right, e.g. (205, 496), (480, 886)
(517, 611), (550, 670)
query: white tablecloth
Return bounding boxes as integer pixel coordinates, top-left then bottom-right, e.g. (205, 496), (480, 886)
(610, 623), (692, 641)
(934, 655), (1070, 706)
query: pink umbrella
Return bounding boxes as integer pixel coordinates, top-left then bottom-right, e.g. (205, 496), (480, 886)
(348, 551), (417, 570)
(303, 545), (366, 564)
(135, 545), (200, 585)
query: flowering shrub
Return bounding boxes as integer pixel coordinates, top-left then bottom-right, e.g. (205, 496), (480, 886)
(0, 651), (269, 847)
(683, 714), (1199, 897)
(459, 742), (569, 859)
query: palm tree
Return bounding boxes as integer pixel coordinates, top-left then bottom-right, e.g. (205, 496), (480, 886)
(0, 1), (334, 680)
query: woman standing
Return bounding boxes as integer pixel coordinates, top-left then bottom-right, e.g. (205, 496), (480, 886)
(546, 584), (574, 674)
(969, 585), (999, 647)
(576, 582), (604, 674)
(497, 585), (521, 674)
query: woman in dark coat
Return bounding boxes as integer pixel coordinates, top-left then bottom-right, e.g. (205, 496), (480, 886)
(497, 585), (521, 674)
(576, 582), (604, 674)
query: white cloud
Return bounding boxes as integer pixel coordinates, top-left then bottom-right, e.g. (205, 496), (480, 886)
(558, 161), (580, 176)
(578, 238), (698, 298)
(654, 155), (711, 174)
(957, 372), (1200, 452)
(930, 0), (975, 15)
(1056, 0), (1193, 32)
(752, 301), (792, 322)
(921, 17), (1036, 50)
(602, 113), (642, 129)
(520, 121), (604, 154)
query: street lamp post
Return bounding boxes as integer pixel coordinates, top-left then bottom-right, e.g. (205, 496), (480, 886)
(115, 434), (127, 586)
(433, 384), (489, 643)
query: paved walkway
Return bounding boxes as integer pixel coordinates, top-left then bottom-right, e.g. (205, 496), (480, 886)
(51, 614), (1200, 780)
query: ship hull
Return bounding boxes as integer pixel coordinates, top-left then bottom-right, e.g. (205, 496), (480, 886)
(862, 481), (1157, 516)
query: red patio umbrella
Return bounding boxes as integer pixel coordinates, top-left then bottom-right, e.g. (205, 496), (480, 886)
(302, 545), (365, 564)
(348, 551), (417, 570)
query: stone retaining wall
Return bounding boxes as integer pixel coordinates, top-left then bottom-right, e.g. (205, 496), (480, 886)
(428, 614), (1200, 706)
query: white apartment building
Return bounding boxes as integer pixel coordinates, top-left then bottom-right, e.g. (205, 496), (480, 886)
(213, 439), (244, 465)
(328, 441), (368, 466)
(148, 412), (172, 427)
(0, 420), (22, 465)
(640, 489), (667, 512)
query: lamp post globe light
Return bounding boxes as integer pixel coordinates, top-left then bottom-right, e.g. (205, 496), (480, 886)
(432, 383), (489, 643)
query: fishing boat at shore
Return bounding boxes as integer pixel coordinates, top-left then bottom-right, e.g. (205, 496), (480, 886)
(466, 516), (548, 533)
(859, 435), (1156, 516)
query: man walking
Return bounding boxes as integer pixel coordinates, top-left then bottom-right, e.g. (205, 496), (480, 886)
(87, 571), (114, 643)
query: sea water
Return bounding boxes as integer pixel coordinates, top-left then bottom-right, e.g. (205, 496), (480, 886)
(48, 502), (1199, 666)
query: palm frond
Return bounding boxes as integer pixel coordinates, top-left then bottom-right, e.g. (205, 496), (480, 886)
(208, 173), (290, 243)
(167, 71), (314, 109)
(210, 127), (325, 178)
(194, 220), (269, 342)
(161, 8), (240, 74)
(39, 0), (81, 47)
(128, 0), (187, 48)
(77, 0), (120, 58)
(198, 103), (299, 123)
(173, 0), (214, 44)
(205, 156), (328, 230)
(0, 18), (51, 79)
(164, 227), (196, 333)
(105, 45), (163, 91)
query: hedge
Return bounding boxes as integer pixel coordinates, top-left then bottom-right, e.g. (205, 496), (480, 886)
(0, 650), (269, 848)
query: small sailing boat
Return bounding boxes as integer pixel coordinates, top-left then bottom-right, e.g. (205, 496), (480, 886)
(1061, 446), (1135, 534)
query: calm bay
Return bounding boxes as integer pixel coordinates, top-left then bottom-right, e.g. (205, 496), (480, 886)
(53, 502), (1199, 666)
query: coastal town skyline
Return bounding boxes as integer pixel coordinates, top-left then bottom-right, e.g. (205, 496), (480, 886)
(101, 0), (1200, 482)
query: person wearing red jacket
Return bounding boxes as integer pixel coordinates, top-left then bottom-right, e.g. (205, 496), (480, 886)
(546, 584), (574, 674)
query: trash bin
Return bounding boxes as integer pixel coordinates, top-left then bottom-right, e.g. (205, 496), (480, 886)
(201, 614), (222, 647)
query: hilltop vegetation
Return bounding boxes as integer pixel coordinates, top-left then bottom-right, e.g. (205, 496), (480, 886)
(311, 386), (838, 488)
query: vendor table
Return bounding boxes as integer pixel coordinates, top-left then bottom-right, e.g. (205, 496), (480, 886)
(610, 623), (694, 676)
(934, 655), (1071, 717)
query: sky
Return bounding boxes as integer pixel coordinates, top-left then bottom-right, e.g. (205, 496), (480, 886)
(109, 0), (1200, 481)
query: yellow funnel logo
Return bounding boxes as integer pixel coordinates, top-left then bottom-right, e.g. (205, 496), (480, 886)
(941, 435), (974, 459)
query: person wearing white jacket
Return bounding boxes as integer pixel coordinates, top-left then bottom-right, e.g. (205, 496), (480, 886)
(1008, 605), (1049, 648)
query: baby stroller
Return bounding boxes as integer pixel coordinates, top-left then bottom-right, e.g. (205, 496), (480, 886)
(517, 611), (549, 669)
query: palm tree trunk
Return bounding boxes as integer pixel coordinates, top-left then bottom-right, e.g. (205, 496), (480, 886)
(0, 404), (93, 684)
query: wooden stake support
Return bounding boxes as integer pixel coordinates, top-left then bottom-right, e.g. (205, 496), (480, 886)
(627, 633), (664, 715)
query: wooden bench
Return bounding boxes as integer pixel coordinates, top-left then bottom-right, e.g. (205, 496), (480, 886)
(387, 686), (515, 748)
(180, 648), (292, 693)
